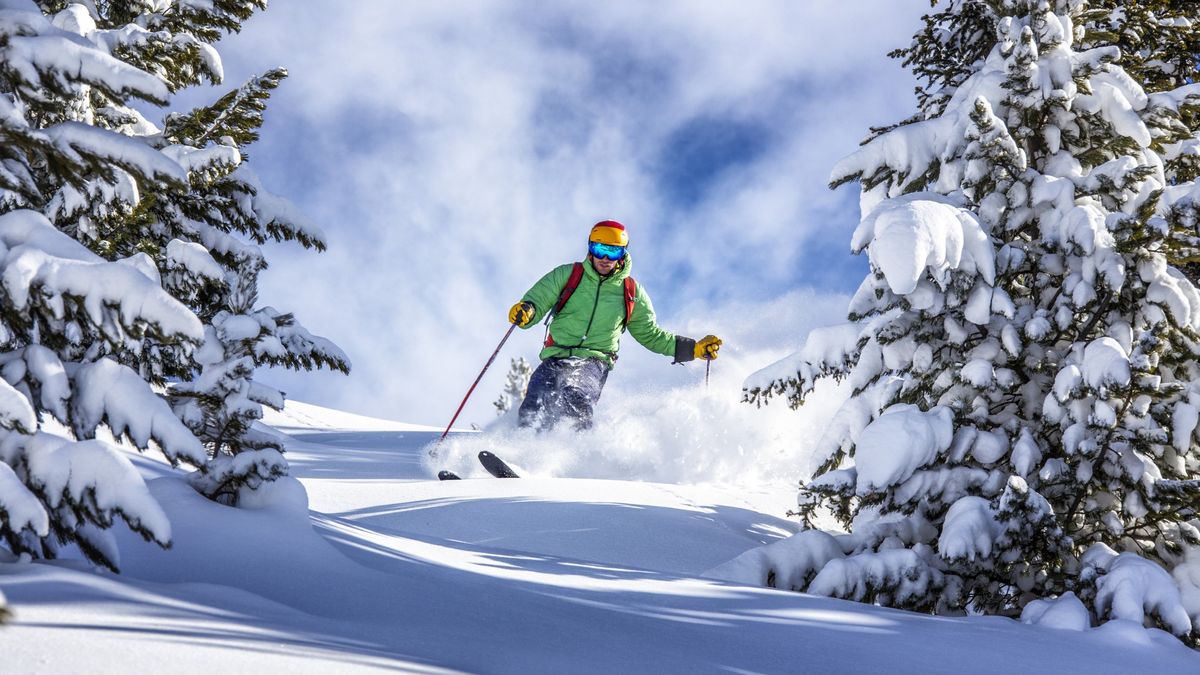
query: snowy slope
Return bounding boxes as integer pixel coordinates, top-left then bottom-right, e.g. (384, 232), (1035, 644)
(2, 401), (1198, 674)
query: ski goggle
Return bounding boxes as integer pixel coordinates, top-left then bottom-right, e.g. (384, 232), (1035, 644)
(588, 241), (627, 260)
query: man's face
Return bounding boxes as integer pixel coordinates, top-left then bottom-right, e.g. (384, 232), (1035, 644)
(590, 255), (619, 275)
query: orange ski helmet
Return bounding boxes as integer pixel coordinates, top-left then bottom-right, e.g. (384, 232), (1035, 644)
(588, 220), (629, 247)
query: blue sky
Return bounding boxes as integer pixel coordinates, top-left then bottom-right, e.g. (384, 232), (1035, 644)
(169, 1), (927, 426)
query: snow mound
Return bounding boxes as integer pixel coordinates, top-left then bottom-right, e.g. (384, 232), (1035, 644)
(1021, 592), (1090, 631)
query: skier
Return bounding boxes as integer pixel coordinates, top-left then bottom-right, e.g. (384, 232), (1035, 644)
(508, 220), (721, 431)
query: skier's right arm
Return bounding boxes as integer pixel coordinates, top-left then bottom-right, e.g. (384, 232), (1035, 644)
(515, 264), (572, 328)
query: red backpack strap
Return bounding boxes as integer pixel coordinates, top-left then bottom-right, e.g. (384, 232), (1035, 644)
(552, 262), (585, 317)
(623, 277), (637, 330)
(544, 263), (585, 347)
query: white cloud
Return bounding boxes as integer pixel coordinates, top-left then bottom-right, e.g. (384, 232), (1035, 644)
(179, 0), (925, 425)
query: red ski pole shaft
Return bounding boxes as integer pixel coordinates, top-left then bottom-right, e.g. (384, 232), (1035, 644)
(434, 323), (519, 452)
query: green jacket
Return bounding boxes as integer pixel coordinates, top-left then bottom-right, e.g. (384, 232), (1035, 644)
(520, 254), (695, 368)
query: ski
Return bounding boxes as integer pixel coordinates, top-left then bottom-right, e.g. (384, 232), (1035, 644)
(478, 451), (519, 478)
(438, 470), (462, 481)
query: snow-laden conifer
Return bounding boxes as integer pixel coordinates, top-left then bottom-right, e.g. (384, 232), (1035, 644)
(738, 0), (1200, 640)
(0, 0), (214, 571)
(152, 69), (348, 504)
(0, 0), (345, 568)
(20, 2), (347, 505)
(494, 357), (533, 416)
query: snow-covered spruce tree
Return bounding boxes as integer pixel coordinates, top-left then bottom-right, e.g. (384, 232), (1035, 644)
(18, 3), (349, 504)
(494, 357), (532, 416)
(0, 0), (210, 570)
(893, 0), (1200, 283)
(891, 1), (1200, 122)
(155, 70), (349, 505)
(736, 0), (1200, 639)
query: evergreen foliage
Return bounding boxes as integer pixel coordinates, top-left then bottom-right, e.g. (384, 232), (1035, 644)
(494, 357), (533, 416)
(158, 68), (349, 503)
(0, 0), (346, 568)
(0, 0), (211, 571)
(745, 0), (1200, 641)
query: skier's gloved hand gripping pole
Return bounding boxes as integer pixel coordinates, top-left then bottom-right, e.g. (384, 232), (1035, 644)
(695, 334), (721, 387)
(431, 306), (532, 457)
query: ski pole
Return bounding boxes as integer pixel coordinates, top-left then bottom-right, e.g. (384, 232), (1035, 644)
(705, 357), (711, 389)
(432, 322), (518, 455)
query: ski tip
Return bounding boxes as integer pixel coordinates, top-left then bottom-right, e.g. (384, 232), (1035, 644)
(477, 451), (519, 478)
(437, 470), (462, 481)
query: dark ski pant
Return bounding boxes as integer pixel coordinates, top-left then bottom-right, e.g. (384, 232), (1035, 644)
(518, 357), (610, 431)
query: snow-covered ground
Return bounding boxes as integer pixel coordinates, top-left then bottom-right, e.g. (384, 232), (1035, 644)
(2, 401), (1198, 674)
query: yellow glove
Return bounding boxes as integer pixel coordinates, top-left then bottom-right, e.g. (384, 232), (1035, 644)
(695, 335), (722, 360)
(509, 301), (535, 327)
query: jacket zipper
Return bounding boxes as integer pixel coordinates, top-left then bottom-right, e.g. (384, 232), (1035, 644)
(580, 274), (607, 343)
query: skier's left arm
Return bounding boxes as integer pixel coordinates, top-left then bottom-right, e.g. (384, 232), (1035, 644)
(627, 285), (721, 364)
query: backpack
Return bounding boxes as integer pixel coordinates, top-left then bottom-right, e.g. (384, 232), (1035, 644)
(543, 262), (637, 343)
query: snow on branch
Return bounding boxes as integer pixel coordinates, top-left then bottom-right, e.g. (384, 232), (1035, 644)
(71, 358), (206, 466)
(230, 167), (328, 250)
(0, 376), (35, 434)
(704, 530), (845, 591)
(744, 322), (861, 408)
(0, 209), (204, 344)
(0, 460), (47, 537)
(854, 404), (954, 494)
(851, 193), (995, 295)
(808, 549), (945, 610)
(22, 432), (172, 553)
(45, 122), (188, 188)
(1087, 547), (1193, 636)
(0, 1), (169, 104)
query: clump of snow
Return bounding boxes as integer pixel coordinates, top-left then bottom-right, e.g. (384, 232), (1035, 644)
(703, 529), (844, 590)
(1080, 337), (1131, 390)
(851, 193), (995, 295)
(23, 432), (172, 548)
(161, 144), (240, 175)
(808, 549), (942, 606)
(1174, 545), (1200, 628)
(165, 239), (223, 283)
(960, 359), (994, 387)
(23, 345), (69, 420)
(72, 358), (206, 466)
(0, 460), (48, 536)
(1021, 592), (1090, 631)
(1089, 550), (1193, 636)
(938, 496), (997, 562)
(854, 404), (954, 493)
(1011, 428), (1042, 478)
(0, 376), (35, 433)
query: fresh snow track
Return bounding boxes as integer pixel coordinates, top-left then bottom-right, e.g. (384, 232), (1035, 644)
(1, 403), (1198, 674)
